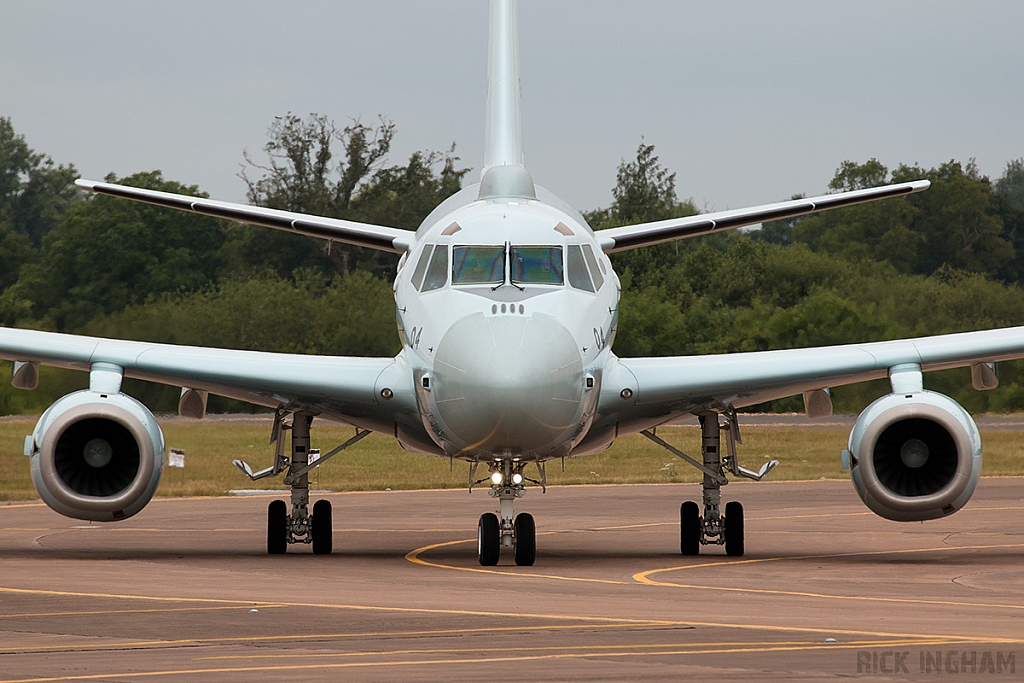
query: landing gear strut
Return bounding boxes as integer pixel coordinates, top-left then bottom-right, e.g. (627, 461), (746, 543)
(472, 459), (541, 566)
(696, 412), (734, 554)
(643, 411), (777, 557)
(260, 413), (332, 554)
(234, 411), (370, 555)
(232, 409), (372, 552)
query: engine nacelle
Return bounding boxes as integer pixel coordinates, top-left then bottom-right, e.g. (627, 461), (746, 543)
(848, 390), (981, 522)
(28, 390), (165, 522)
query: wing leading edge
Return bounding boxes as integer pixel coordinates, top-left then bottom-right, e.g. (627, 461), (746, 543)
(75, 180), (415, 253)
(614, 325), (1024, 430)
(0, 326), (402, 431)
(597, 180), (930, 253)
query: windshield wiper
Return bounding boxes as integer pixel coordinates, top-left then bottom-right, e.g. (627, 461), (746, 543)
(492, 242), (524, 291)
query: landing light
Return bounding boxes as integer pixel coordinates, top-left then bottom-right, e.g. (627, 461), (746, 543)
(511, 472), (524, 485)
(491, 472), (504, 485)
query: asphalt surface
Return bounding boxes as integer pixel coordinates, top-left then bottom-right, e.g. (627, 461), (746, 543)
(0, 480), (1022, 682)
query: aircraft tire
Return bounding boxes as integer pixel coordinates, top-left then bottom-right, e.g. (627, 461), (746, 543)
(268, 499), (288, 555)
(312, 499), (333, 555)
(724, 501), (744, 557)
(514, 513), (536, 566)
(478, 512), (500, 566)
(680, 501), (700, 555)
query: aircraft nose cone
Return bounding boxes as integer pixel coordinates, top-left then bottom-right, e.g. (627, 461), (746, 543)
(432, 312), (584, 456)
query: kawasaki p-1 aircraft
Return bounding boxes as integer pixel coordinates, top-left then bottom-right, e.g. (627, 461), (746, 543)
(2, 0), (1020, 567)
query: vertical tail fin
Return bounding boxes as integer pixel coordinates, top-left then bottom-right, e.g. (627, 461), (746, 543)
(479, 0), (536, 200)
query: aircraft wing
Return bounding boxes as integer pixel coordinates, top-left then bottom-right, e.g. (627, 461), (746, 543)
(75, 179), (415, 253)
(597, 180), (930, 253)
(0, 327), (403, 431)
(613, 325), (1024, 428)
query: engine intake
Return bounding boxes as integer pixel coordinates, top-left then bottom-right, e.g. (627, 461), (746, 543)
(29, 391), (165, 522)
(848, 391), (981, 522)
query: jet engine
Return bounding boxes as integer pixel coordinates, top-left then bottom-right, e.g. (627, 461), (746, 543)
(847, 390), (981, 522)
(27, 390), (165, 522)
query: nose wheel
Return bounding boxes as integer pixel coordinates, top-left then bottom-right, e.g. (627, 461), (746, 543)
(473, 460), (539, 566)
(514, 513), (536, 566)
(477, 512), (535, 566)
(478, 513), (500, 565)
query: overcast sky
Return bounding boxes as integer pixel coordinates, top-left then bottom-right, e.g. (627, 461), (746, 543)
(2, 1), (1022, 216)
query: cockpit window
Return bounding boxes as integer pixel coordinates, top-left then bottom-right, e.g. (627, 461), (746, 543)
(452, 246), (505, 285)
(582, 244), (604, 290)
(566, 245), (594, 292)
(411, 245), (433, 291)
(511, 246), (563, 285)
(421, 244), (449, 292)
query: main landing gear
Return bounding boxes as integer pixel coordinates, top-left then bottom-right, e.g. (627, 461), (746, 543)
(643, 411), (777, 557)
(233, 410), (369, 555)
(472, 459), (543, 566)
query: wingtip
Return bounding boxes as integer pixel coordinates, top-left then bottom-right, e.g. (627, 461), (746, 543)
(75, 179), (99, 191)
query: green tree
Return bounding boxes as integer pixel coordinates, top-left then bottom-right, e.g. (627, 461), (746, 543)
(995, 158), (1024, 210)
(0, 223), (33, 291)
(894, 160), (1012, 277)
(235, 113), (393, 278)
(991, 159), (1024, 282)
(10, 171), (227, 331)
(608, 140), (681, 223)
(790, 159), (1012, 279)
(0, 116), (79, 247)
(80, 270), (400, 412)
(233, 113), (468, 280)
(84, 269), (399, 356)
(587, 141), (700, 286)
(829, 158), (889, 191)
(586, 140), (696, 228)
(0, 117), (80, 322)
(346, 148), (468, 231)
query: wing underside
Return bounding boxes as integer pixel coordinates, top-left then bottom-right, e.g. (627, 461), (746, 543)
(597, 180), (930, 253)
(0, 327), (402, 431)
(75, 180), (415, 253)
(614, 325), (1024, 431)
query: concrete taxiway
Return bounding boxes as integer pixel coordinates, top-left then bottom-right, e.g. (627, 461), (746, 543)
(0, 479), (1022, 682)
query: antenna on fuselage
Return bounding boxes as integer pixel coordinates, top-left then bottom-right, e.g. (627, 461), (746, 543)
(479, 0), (536, 201)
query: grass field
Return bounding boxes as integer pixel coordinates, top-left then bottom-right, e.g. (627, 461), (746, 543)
(2, 417), (1022, 501)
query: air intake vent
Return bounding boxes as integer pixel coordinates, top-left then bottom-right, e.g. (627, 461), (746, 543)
(872, 418), (958, 497)
(54, 418), (141, 497)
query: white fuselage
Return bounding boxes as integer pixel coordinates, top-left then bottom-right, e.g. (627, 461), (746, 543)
(394, 189), (620, 462)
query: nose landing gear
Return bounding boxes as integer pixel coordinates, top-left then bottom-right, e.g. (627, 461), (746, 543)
(477, 512), (501, 566)
(472, 460), (542, 566)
